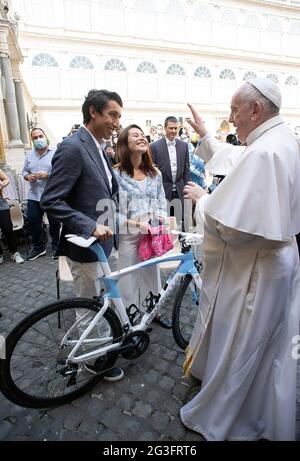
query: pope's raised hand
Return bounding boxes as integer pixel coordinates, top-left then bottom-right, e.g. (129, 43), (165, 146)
(186, 103), (208, 138)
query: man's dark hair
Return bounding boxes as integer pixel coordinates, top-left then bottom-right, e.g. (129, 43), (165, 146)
(226, 133), (240, 145)
(82, 89), (123, 125)
(30, 127), (47, 138)
(164, 116), (178, 127)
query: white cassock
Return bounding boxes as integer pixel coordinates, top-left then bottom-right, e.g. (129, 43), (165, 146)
(181, 116), (300, 441)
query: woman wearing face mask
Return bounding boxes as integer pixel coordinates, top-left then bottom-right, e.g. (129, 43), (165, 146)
(22, 128), (61, 261)
(114, 124), (171, 328)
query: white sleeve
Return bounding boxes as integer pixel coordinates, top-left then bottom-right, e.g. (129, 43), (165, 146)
(194, 133), (223, 163)
(194, 194), (209, 241)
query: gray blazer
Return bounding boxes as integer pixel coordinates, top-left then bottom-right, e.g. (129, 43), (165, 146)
(150, 137), (190, 202)
(41, 127), (119, 262)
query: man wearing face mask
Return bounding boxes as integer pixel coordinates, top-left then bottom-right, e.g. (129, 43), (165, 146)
(22, 128), (60, 260)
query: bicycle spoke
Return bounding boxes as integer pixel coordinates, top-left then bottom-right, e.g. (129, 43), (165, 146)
(2, 301), (121, 407)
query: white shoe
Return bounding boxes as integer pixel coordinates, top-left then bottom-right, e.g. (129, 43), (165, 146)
(0, 255), (3, 265)
(11, 252), (24, 264)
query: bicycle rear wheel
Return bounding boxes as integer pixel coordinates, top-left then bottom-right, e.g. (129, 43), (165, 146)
(172, 275), (200, 350)
(0, 298), (122, 408)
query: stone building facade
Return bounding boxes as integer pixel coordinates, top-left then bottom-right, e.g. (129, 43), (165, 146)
(5, 0), (300, 163)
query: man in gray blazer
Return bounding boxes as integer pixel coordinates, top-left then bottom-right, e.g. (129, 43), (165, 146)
(41, 89), (123, 381)
(150, 116), (191, 229)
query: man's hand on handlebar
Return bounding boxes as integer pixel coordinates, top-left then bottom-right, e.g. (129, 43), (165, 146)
(93, 224), (113, 242)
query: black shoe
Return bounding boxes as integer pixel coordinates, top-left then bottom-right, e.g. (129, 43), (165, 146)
(27, 249), (46, 261)
(84, 363), (124, 381)
(153, 316), (172, 329)
(51, 250), (58, 260)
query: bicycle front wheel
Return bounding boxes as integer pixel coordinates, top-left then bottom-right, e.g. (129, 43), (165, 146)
(172, 275), (200, 350)
(0, 298), (122, 408)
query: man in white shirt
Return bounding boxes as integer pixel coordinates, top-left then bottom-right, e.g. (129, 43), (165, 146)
(181, 78), (300, 440)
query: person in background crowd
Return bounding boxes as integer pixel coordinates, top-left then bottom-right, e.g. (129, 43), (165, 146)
(22, 128), (60, 261)
(181, 78), (300, 440)
(151, 116), (191, 229)
(0, 169), (24, 265)
(149, 125), (158, 142)
(226, 133), (241, 145)
(156, 124), (164, 140)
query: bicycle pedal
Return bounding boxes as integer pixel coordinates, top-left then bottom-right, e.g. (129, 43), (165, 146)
(146, 327), (152, 333)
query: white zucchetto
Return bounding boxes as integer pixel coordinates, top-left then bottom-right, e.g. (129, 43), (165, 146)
(247, 77), (282, 109)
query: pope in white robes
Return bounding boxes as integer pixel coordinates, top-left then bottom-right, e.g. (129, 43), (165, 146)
(181, 78), (300, 441)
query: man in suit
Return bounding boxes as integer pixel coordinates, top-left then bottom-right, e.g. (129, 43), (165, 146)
(151, 116), (191, 229)
(41, 89), (124, 381)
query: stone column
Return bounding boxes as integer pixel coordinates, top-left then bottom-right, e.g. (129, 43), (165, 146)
(0, 52), (22, 143)
(0, 124), (5, 165)
(13, 78), (28, 144)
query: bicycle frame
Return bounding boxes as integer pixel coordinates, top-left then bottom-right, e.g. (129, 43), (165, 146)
(64, 241), (202, 365)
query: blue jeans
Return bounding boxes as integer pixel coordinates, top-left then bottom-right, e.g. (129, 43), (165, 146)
(27, 199), (60, 252)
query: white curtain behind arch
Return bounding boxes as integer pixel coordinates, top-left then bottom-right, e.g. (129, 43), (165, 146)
(240, 14), (261, 51)
(217, 10), (238, 49)
(68, 69), (95, 100)
(24, 0), (60, 27)
(284, 21), (300, 57)
(92, 0), (125, 35)
(158, 0), (186, 43)
(187, 5), (214, 46)
(128, 0), (157, 39)
(64, 0), (91, 31)
(263, 17), (282, 55)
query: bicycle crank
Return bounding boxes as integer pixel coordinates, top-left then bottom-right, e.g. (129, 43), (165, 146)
(121, 331), (150, 359)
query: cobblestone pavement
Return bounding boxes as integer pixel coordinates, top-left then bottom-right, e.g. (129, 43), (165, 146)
(0, 243), (299, 441)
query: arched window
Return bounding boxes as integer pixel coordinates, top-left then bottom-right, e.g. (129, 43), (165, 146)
(194, 6), (213, 21)
(70, 56), (94, 70)
(136, 61), (157, 74)
(243, 71), (257, 81)
(103, 0), (124, 7)
(220, 9), (237, 25)
(32, 53), (58, 67)
(104, 59), (127, 71)
(163, 0), (184, 16)
(266, 73), (279, 84)
(166, 64), (185, 76)
(194, 66), (212, 78)
(267, 17), (282, 32)
(290, 21), (300, 35)
(244, 14), (260, 29)
(219, 69), (236, 80)
(285, 76), (298, 86)
(133, 0), (155, 13)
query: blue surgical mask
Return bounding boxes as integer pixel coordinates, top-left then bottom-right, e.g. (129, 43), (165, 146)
(33, 138), (47, 149)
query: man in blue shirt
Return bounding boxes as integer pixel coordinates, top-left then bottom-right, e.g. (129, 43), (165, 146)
(22, 128), (60, 260)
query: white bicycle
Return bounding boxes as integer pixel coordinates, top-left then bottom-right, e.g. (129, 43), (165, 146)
(0, 232), (202, 408)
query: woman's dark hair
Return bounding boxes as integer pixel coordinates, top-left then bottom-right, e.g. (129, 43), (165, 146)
(82, 89), (123, 125)
(116, 124), (157, 178)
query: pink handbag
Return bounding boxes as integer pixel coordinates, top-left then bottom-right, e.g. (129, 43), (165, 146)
(149, 224), (174, 256)
(138, 232), (154, 261)
(138, 224), (174, 261)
